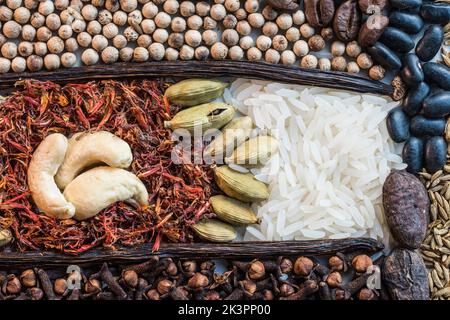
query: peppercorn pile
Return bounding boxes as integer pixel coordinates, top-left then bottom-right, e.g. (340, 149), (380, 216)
(0, 253), (392, 300)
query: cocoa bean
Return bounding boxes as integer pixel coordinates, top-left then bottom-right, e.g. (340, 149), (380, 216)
(358, 0), (387, 14)
(333, 0), (361, 42)
(304, 0), (335, 27)
(358, 14), (389, 47)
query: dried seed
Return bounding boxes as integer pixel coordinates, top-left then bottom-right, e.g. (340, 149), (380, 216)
(438, 247), (450, 255)
(431, 204), (438, 221)
(431, 185), (444, 192)
(443, 266), (450, 284)
(420, 171), (432, 180)
(432, 270), (444, 289)
(443, 238), (450, 248)
(431, 170), (443, 182)
(428, 272), (435, 289)
(435, 261), (444, 278)
(435, 192), (444, 206)
(423, 250), (441, 259)
(435, 232), (444, 248)
(433, 287), (450, 298)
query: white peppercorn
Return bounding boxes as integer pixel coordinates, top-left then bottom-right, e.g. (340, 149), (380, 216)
(92, 0), (105, 6)
(286, 27), (300, 42)
(137, 34), (151, 48)
(331, 41), (345, 56)
(92, 35), (108, 51)
(3, 21), (22, 38)
(195, 46), (209, 60)
(59, 9), (74, 25)
(356, 53), (373, 69)
(34, 41), (47, 55)
(272, 35), (288, 52)
(6, 0), (21, 10)
(103, 22), (119, 39)
(276, 13), (293, 30)
(142, 19), (156, 34)
(0, 57), (11, 73)
(11, 56), (26, 72)
(187, 15), (202, 30)
(262, 22), (278, 37)
(221, 29), (239, 46)
(236, 20), (251, 36)
(36, 26), (51, 41)
(65, 37), (78, 52)
(119, 47), (134, 61)
(30, 12), (45, 28)
(98, 9), (113, 25)
(170, 17), (185, 32)
(155, 12), (171, 28)
(210, 4), (226, 21)
(142, 2), (158, 19)
(152, 28), (168, 43)
(202, 30), (218, 46)
(203, 16), (217, 30)
(81, 4), (98, 21)
(248, 13), (264, 28)
(55, 0), (69, 10)
(214, 0), (225, 3)
(281, 50), (296, 65)
(331, 56), (347, 71)
(110, 11), (126, 27)
(347, 61), (360, 73)
(168, 32), (183, 48)
(165, 47), (179, 60)
(38, 1), (54, 16)
(27, 55), (43, 71)
(138, 0), (150, 3)
(72, 19), (86, 33)
(256, 35), (271, 51)
(223, 14), (237, 29)
(105, 0), (120, 12)
(318, 57), (331, 71)
(148, 42), (165, 60)
(225, 0), (240, 12)
(164, 0), (179, 14)
(244, 0), (258, 13)
(120, 0), (138, 13)
(346, 41), (361, 58)
(1, 42), (17, 59)
(46, 13), (61, 31)
(22, 24), (36, 41)
(292, 10), (305, 25)
(180, 1), (195, 17)
(43, 54), (60, 70)
(77, 32), (92, 47)
(196, 2), (210, 17)
(60, 52), (76, 68)
(235, 8), (247, 20)
(128, 10), (143, 26)
(265, 48), (280, 64)
(47, 36), (64, 54)
(369, 65), (385, 80)
(70, 0), (83, 12)
(180, 44), (194, 60)
(184, 29), (201, 47)
(87, 20), (102, 35)
(247, 47), (262, 61)
(14, 7), (31, 24)
(239, 35), (253, 49)
(211, 42), (228, 60)
(293, 40), (309, 57)
(0, 35), (5, 48)
(301, 54), (318, 69)
(24, 0), (38, 10)
(300, 23), (315, 38)
(101, 46), (119, 64)
(18, 41), (33, 57)
(321, 27), (333, 41)
(81, 48), (99, 65)
(0, 6), (13, 22)
(308, 35), (325, 51)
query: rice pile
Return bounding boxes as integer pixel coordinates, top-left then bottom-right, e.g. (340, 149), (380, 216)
(222, 79), (406, 244)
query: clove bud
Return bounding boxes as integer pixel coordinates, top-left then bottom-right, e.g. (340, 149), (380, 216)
(6, 275), (22, 295)
(122, 270), (139, 288)
(54, 278), (68, 295)
(182, 261), (197, 275)
(248, 261), (265, 280)
(279, 283), (295, 297)
(358, 288), (376, 300)
(326, 271), (342, 288)
(146, 289), (161, 300)
(263, 289), (274, 300)
(166, 262), (178, 277)
(328, 256), (344, 272)
(28, 287), (44, 300)
(188, 273), (209, 289)
(85, 278), (101, 294)
(204, 290), (221, 300)
(352, 255), (373, 273)
(279, 258), (293, 274)
(294, 256), (314, 276)
(20, 269), (36, 287)
(157, 279), (172, 295)
(239, 279), (257, 296)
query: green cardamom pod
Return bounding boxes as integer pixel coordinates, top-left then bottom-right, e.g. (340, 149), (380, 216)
(165, 79), (228, 107)
(225, 135), (278, 167)
(192, 219), (237, 242)
(0, 228), (12, 247)
(210, 195), (260, 225)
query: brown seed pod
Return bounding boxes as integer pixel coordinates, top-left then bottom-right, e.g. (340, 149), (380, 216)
(304, 0), (335, 27)
(333, 0), (361, 42)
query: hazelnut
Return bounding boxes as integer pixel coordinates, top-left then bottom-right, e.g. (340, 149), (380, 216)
(196, 2), (210, 16)
(357, 53), (373, 69)
(276, 13), (293, 30)
(61, 52), (76, 67)
(247, 47), (262, 61)
(262, 5), (278, 21)
(11, 56), (26, 72)
(228, 45), (243, 60)
(347, 61), (360, 73)
(326, 271), (343, 288)
(195, 46), (209, 60)
(180, 44), (194, 60)
(294, 257), (314, 276)
(331, 41), (345, 56)
(293, 40), (309, 57)
(300, 23), (315, 39)
(308, 35), (325, 51)
(119, 47), (134, 62)
(81, 48), (99, 65)
(223, 14), (237, 29)
(262, 22), (278, 37)
(286, 27), (300, 42)
(256, 35), (271, 51)
(331, 56), (347, 71)
(211, 42), (228, 60)
(142, 2), (158, 19)
(0, 57), (11, 73)
(187, 15), (202, 30)
(180, 1), (196, 17)
(239, 35), (253, 50)
(265, 48), (280, 64)
(165, 47), (179, 61)
(142, 19), (156, 34)
(352, 255), (373, 273)
(237, 20), (252, 36)
(149, 42), (165, 60)
(221, 29), (239, 46)
(26, 54), (43, 71)
(300, 54), (318, 69)
(281, 50), (296, 65)
(272, 35), (288, 52)
(248, 13), (264, 28)
(133, 47), (149, 62)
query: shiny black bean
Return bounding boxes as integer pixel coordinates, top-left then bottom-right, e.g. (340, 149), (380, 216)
(389, 11), (424, 34)
(379, 27), (415, 53)
(422, 91), (450, 118)
(390, 0), (422, 10)
(415, 25), (444, 62)
(410, 115), (446, 137)
(367, 42), (402, 69)
(425, 136), (447, 173)
(402, 137), (424, 174)
(420, 3), (450, 24)
(423, 62), (450, 90)
(400, 53), (424, 87)
(386, 107), (410, 143)
(402, 82), (430, 116)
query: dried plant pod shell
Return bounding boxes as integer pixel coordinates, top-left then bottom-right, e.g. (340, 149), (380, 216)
(210, 195), (260, 225)
(165, 78), (227, 107)
(225, 136), (278, 167)
(192, 219), (237, 242)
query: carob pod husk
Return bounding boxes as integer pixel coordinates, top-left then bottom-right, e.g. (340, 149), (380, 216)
(367, 42), (402, 69)
(402, 81), (430, 116)
(400, 53), (424, 87)
(358, 15), (389, 47)
(382, 248), (429, 300)
(388, 11), (424, 34)
(358, 0), (387, 14)
(410, 115), (446, 137)
(382, 171), (429, 249)
(420, 2), (450, 24)
(415, 25), (444, 62)
(386, 107), (410, 143)
(379, 27), (415, 53)
(389, 0), (422, 11)
(423, 62), (450, 90)
(304, 0), (335, 27)
(422, 91), (450, 119)
(402, 137), (424, 174)
(425, 136), (447, 173)
(333, 0), (361, 42)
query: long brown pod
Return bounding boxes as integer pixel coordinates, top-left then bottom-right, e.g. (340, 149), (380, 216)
(0, 239), (383, 268)
(0, 61), (393, 95)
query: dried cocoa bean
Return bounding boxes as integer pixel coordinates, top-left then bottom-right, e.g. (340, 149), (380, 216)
(304, 0), (335, 27)
(358, 14), (389, 47)
(358, 0), (387, 14)
(333, 0), (361, 42)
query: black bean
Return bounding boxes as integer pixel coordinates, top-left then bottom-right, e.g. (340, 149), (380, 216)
(400, 53), (424, 87)
(423, 62), (450, 90)
(425, 136), (447, 173)
(386, 107), (410, 143)
(379, 27), (415, 53)
(410, 115), (446, 137)
(389, 11), (424, 34)
(415, 25), (444, 62)
(402, 82), (430, 116)
(420, 3), (450, 24)
(390, 0), (422, 10)
(367, 42), (402, 69)
(402, 137), (424, 174)
(422, 91), (450, 119)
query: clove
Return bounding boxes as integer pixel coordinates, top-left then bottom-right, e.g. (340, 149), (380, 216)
(224, 288), (245, 300)
(99, 263), (127, 300)
(36, 268), (56, 300)
(135, 278), (149, 300)
(123, 256), (159, 274)
(279, 280), (318, 300)
(318, 282), (332, 300)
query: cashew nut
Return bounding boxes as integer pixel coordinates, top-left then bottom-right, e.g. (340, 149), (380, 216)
(63, 166), (149, 221)
(55, 131), (133, 190)
(27, 133), (76, 219)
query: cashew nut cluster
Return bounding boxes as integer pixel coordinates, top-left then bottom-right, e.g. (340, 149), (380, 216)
(28, 131), (148, 221)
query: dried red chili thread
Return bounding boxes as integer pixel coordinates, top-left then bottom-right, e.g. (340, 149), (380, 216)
(0, 79), (217, 254)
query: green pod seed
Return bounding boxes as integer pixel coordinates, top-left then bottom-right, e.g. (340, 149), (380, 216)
(165, 79), (228, 107)
(210, 195), (260, 225)
(0, 229), (12, 247)
(192, 219), (237, 242)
